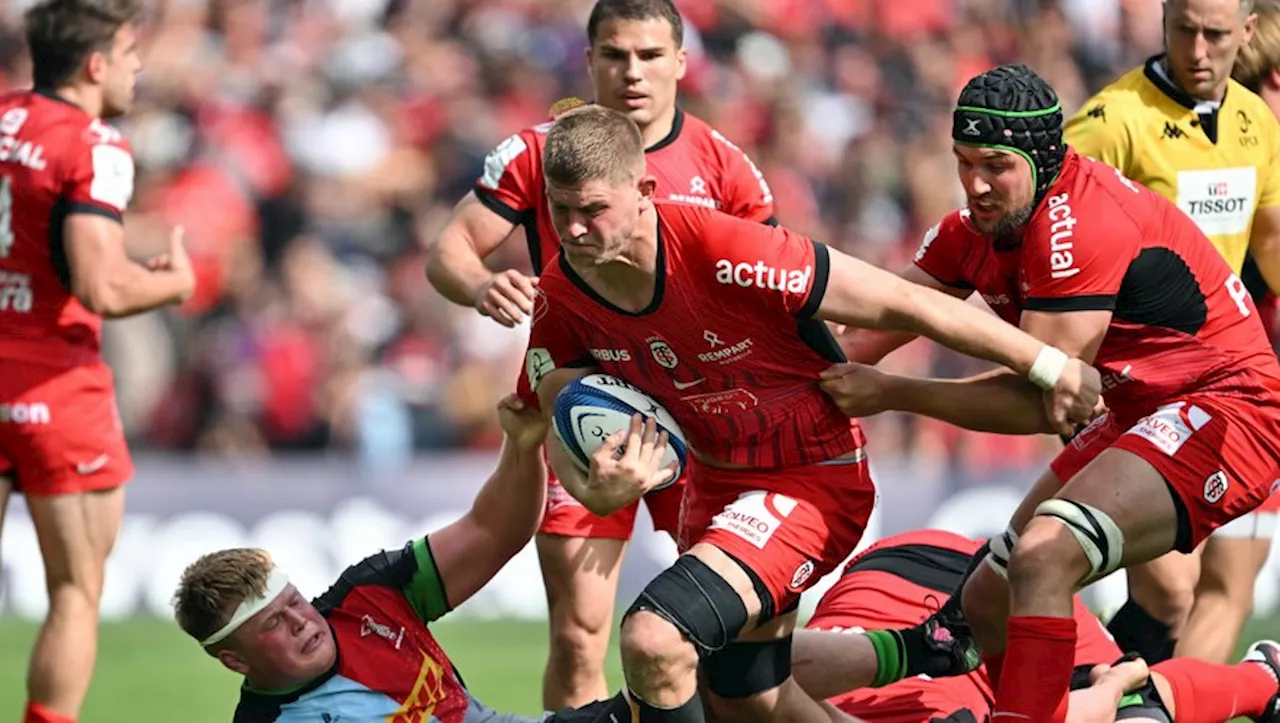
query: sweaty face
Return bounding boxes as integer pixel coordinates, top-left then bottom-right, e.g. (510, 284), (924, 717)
(546, 175), (646, 267)
(100, 23), (142, 118)
(587, 18), (687, 130)
(1165, 0), (1256, 100)
(225, 585), (337, 690)
(953, 145), (1037, 242)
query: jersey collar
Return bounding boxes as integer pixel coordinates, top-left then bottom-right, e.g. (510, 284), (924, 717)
(1143, 54), (1225, 113)
(645, 107), (685, 153)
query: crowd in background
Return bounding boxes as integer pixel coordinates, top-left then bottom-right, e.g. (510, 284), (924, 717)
(0, 0), (1176, 484)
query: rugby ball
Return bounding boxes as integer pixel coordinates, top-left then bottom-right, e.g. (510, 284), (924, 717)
(551, 373), (688, 490)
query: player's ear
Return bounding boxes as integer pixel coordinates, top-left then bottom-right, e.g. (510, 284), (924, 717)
(216, 647), (251, 676)
(674, 46), (688, 81)
(585, 45), (597, 82)
(637, 175), (658, 205)
(85, 49), (108, 85)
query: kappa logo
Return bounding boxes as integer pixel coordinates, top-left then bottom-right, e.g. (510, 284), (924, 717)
(1162, 122), (1185, 140)
(1086, 104), (1106, 121)
(962, 118), (982, 136)
(1204, 471), (1229, 504)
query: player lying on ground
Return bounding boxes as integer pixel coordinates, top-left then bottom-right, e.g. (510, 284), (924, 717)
(528, 104), (1102, 723)
(172, 396), (646, 723)
(424, 0), (778, 706)
(1061, 0), (1280, 665)
(824, 64), (1280, 722)
(1, 1), (198, 722)
(780, 529), (1280, 723)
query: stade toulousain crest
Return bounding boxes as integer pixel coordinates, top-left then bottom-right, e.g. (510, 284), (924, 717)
(649, 339), (679, 369)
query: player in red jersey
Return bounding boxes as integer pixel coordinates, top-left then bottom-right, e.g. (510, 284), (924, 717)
(424, 0), (776, 709)
(783, 529), (1280, 723)
(527, 105), (1100, 723)
(823, 65), (1280, 722)
(0, 2), (196, 722)
(794, 529), (1120, 722)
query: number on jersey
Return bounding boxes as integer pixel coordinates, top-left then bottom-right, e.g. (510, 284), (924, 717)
(0, 176), (13, 258)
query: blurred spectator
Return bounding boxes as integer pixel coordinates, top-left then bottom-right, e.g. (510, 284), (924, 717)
(0, 0), (1166, 484)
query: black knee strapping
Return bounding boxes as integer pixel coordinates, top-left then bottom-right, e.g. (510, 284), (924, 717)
(546, 692), (633, 722)
(703, 635), (792, 699)
(624, 555), (749, 656)
(928, 710), (979, 723)
(1107, 599), (1176, 664)
(629, 688), (705, 723)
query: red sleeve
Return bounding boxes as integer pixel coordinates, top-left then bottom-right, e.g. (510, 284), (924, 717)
(474, 126), (546, 224)
(64, 124), (134, 221)
(523, 287), (593, 403)
(912, 213), (975, 289)
(699, 208), (827, 317)
(1020, 191), (1131, 312)
(709, 129), (775, 224)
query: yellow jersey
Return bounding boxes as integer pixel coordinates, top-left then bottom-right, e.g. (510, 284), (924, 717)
(1065, 56), (1280, 274)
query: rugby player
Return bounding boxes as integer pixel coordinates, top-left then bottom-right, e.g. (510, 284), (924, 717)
(824, 64), (1280, 721)
(0, 2), (197, 721)
(1063, 0), (1280, 664)
(423, 0), (775, 707)
(528, 105), (1100, 722)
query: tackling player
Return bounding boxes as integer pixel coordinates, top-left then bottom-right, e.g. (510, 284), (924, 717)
(174, 395), (645, 723)
(824, 64), (1280, 722)
(1063, 0), (1280, 665)
(0, 2), (196, 723)
(423, 0), (775, 708)
(527, 105), (1100, 723)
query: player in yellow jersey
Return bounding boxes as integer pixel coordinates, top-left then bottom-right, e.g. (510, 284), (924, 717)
(1065, 0), (1280, 667)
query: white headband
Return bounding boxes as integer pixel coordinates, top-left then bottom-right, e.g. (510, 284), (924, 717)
(201, 568), (291, 647)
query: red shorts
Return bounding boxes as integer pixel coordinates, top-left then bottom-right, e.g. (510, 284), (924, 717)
(0, 362), (133, 496)
(539, 459), (685, 539)
(1051, 386), (1280, 552)
(679, 455), (875, 611)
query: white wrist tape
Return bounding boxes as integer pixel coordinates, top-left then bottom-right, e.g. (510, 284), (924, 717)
(201, 568), (291, 647)
(1028, 345), (1070, 390)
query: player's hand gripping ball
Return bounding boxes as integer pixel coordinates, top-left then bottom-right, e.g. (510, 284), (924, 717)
(552, 373), (688, 490)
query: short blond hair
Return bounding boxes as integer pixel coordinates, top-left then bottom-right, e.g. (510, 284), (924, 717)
(172, 548), (274, 650)
(543, 105), (645, 188)
(1236, 0), (1280, 91)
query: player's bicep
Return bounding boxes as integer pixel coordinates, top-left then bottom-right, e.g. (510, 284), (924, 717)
(62, 213), (129, 306)
(815, 247), (938, 328)
(435, 191), (518, 260)
(1020, 309), (1111, 364)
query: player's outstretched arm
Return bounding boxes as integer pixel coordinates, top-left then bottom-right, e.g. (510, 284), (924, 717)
(815, 247), (1103, 432)
(423, 394), (548, 611)
(425, 191), (536, 327)
(1249, 205), (1280, 294)
(839, 264), (971, 364)
(64, 216), (195, 317)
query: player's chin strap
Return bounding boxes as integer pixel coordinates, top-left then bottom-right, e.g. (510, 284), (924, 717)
(201, 569), (291, 647)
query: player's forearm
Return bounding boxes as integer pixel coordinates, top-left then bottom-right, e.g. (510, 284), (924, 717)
(842, 328), (919, 365)
(790, 630), (880, 700)
(883, 283), (1052, 381)
(425, 229), (494, 307)
(881, 369), (1054, 434)
(80, 263), (190, 318)
(1250, 244), (1280, 295)
(469, 435), (547, 554)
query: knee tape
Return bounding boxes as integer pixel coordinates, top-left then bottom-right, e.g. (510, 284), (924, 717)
(983, 526), (1018, 580)
(623, 555), (749, 656)
(1034, 498), (1125, 584)
(704, 635), (792, 699)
